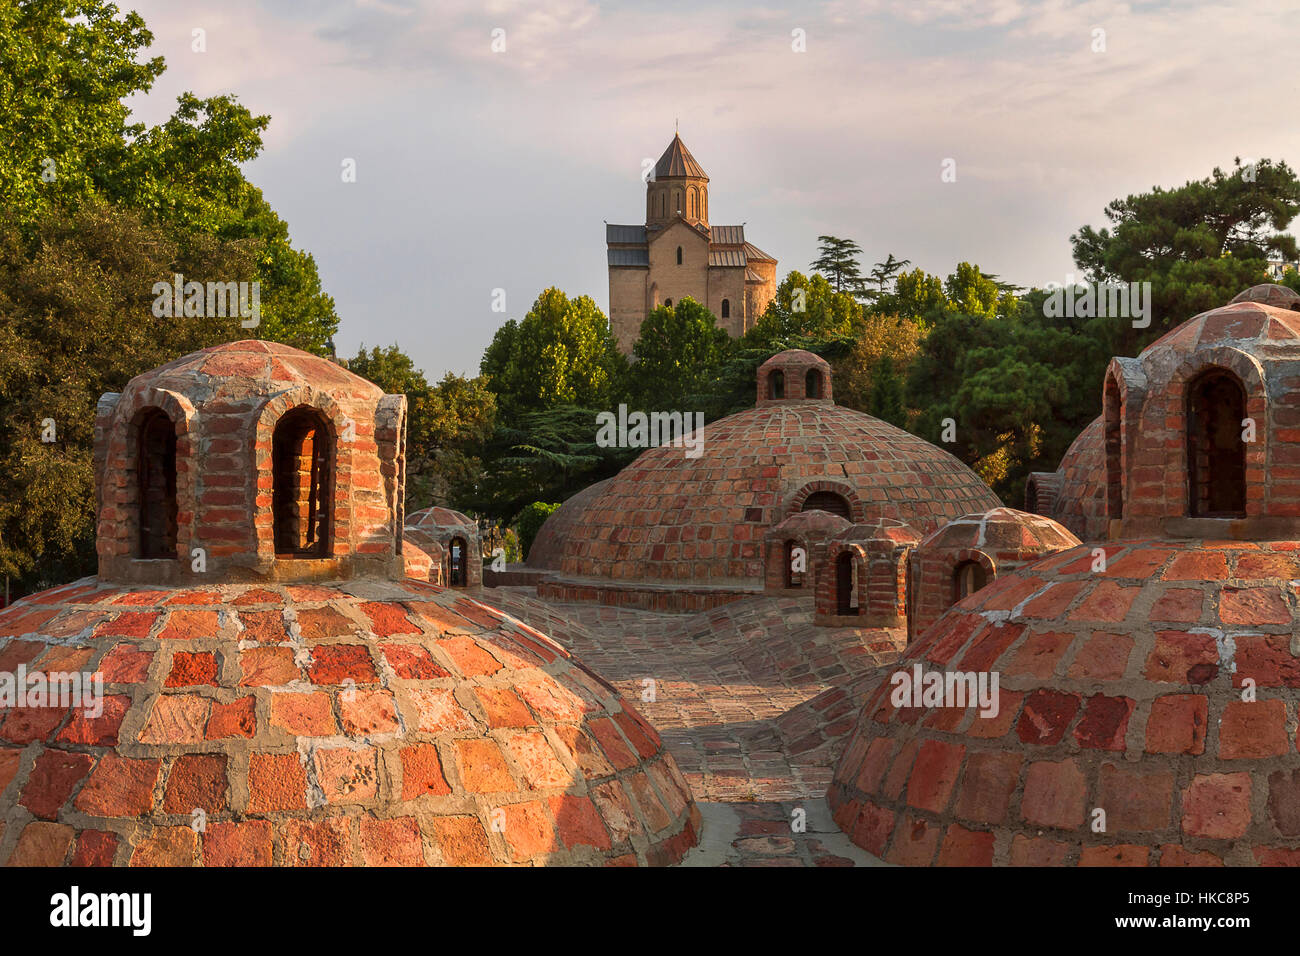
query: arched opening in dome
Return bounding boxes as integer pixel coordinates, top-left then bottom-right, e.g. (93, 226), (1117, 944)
(136, 408), (177, 559)
(783, 539), (803, 588)
(835, 551), (858, 615)
(1186, 368), (1247, 518)
(448, 536), (468, 587)
(1103, 373), (1123, 519)
(272, 407), (333, 558)
(805, 369), (823, 399)
(802, 491), (852, 521)
(953, 560), (987, 603)
(770, 370), (785, 400)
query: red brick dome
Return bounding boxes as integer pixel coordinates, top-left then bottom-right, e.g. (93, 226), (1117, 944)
(1104, 294), (1300, 539)
(1025, 417), (1106, 542)
(829, 537), (1300, 866)
(548, 403), (1001, 589)
(0, 577), (699, 866)
(915, 507), (1079, 553)
(96, 340), (407, 586)
(527, 480), (612, 571)
(403, 508), (480, 588)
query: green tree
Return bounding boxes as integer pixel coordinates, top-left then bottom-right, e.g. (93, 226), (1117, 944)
(514, 501), (560, 561)
(480, 288), (627, 416)
(630, 297), (731, 411)
(0, 202), (259, 593)
(0, 2), (339, 353)
(1070, 157), (1300, 357)
(874, 267), (947, 323)
(347, 345), (496, 511)
(809, 236), (868, 297)
(745, 271), (861, 348)
(867, 253), (911, 299)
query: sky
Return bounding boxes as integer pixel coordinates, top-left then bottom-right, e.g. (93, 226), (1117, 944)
(122, 0), (1300, 380)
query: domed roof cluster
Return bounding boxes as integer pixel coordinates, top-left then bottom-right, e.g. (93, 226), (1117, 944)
(830, 285), (1300, 866)
(536, 351), (1001, 602)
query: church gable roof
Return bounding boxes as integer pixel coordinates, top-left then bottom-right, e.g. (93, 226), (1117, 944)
(710, 224), (745, 245)
(606, 224), (646, 244)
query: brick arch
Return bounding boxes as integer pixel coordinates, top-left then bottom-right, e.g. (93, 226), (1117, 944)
(253, 388), (354, 563)
(1161, 348), (1268, 518)
(1102, 357), (1148, 523)
(817, 540), (869, 621)
(101, 387), (198, 568)
(788, 481), (864, 523)
(764, 532), (813, 592)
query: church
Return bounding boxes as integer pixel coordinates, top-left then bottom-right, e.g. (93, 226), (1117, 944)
(606, 133), (779, 352)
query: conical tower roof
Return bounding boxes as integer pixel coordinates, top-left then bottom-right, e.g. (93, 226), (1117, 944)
(653, 133), (708, 180)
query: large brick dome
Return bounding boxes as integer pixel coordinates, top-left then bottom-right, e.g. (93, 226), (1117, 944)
(828, 538), (1300, 866)
(545, 353), (1000, 593)
(0, 578), (698, 866)
(1026, 417), (1106, 542)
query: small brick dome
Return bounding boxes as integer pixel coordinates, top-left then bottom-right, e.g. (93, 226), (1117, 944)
(1026, 417), (1106, 542)
(404, 508), (481, 588)
(908, 508), (1080, 638)
(815, 518), (921, 628)
(546, 401), (1001, 591)
(0, 577), (699, 866)
(763, 509), (853, 595)
(758, 349), (833, 403)
(95, 340), (407, 587)
(829, 537), (1300, 866)
(1103, 293), (1300, 538)
(1229, 282), (1300, 309)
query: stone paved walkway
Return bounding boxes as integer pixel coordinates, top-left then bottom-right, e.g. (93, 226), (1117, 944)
(476, 588), (901, 866)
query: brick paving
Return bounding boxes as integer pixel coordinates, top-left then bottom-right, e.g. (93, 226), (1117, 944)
(481, 587), (902, 865)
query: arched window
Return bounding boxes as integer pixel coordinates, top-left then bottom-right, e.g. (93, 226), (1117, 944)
(1187, 369), (1247, 517)
(770, 369), (785, 400)
(784, 539), (803, 588)
(805, 369), (822, 399)
(272, 407), (332, 557)
(1103, 374), (1123, 519)
(835, 552), (858, 615)
(674, 189), (682, 215)
(953, 560), (987, 602)
(721, 298), (730, 319)
(448, 536), (467, 587)
(137, 409), (177, 559)
(802, 491), (851, 521)
(664, 298), (673, 308)
(676, 246), (683, 265)
(688, 188), (696, 218)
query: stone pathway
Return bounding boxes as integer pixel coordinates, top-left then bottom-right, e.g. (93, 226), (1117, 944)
(476, 588), (902, 866)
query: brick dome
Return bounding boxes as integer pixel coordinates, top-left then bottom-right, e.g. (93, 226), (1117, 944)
(0, 577), (699, 866)
(757, 349), (834, 403)
(829, 537), (1300, 866)
(95, 339), (407, 586)
(546, 400), (1001, 591)
(1229, 282), (1300, 309)
(527, 480), (612, 571)
(404, 508), (481, 589)
(1103, 292), (1300, 539)
(1025, 417), (1106, 542)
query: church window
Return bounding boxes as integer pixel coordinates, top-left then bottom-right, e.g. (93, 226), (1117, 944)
(721, 298), (730, 318)
(664, 298), (672, 308)
(676, 246), (682, 265)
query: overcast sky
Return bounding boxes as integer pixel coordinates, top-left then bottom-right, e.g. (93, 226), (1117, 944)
(122, 0), (1300, 380)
